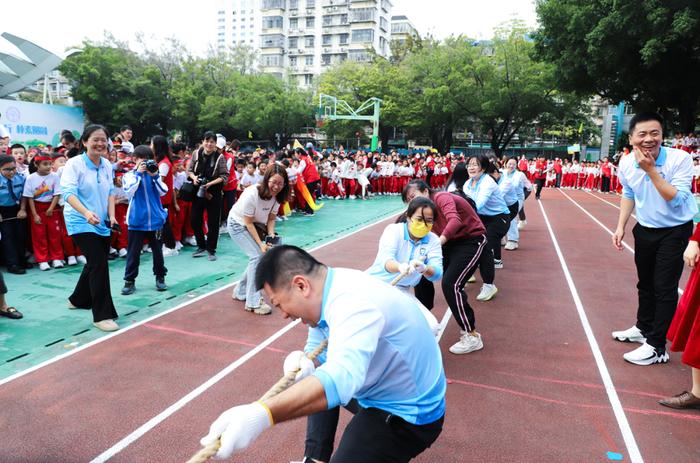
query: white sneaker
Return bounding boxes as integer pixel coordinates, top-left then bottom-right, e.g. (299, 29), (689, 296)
(493, 259), (503, 269)
(76, 255), (87, 265)
(623, 342), (669, 366)
(109, 247), (117, 255)
(162, 246), (179, 257)
(184, 236), (197, 246)
(67, 256), (78, 266)
(51, 260), (64, 268)
(612, 325), (646, 344)
(93, 319), (120, 332)
(501, 237), (507, 246)
(517, 220), (527, 230)
(350, 195), (356, 199)
(504, 241), (518, 251)
(175, 241), (183, 251)
(118, 248), (128, 258)
(220, 225), (229, 233)
(476, 284), (498, 301)
(449, 331), (484, 354)
(142, 244), (152, 253)
(39, 262), (51, 271)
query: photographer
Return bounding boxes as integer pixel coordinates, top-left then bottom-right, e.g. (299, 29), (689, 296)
(227, 164), (289, 315)
(120, 145), (169, 295)
(187, 131), (228, 260)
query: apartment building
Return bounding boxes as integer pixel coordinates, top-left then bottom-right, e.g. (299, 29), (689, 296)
(390, 14), (418, 44)
(216, 0), (393, 87)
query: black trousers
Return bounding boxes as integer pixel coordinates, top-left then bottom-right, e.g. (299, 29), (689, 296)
(507, 202), (519, 221)
(191, 193), (222, 254)
(0, 205), (27, 269)
(633, 221), (693, 349)
(414, 276), (435, 311)
(601, 176), (611, 193)
(69, 233), (118, 323)
(534, 178), (545, 199)
(555, 172), (562, 187)
(479, 213), (509, 268)
(161, 206), (176, 249)
(124, 230), (167, 282)
(305, 401), (443, 463)
(518, 189), (531, 220)
(0, 269), (7, 294)
(441, 236), (487, 332)
(304, 180), (320, 213)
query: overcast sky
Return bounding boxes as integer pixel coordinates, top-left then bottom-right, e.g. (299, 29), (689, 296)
(0, 0), (537, 57)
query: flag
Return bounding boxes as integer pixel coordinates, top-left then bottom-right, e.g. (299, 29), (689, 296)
(578, 122), (584, 135)
(295, 177), (324, 211)
(293, 139), (304, 150)
(248, 131), (253, 139)
(282, 202), (292, 216)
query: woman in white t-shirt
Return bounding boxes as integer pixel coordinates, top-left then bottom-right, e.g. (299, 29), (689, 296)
(227, 164), (289, 315)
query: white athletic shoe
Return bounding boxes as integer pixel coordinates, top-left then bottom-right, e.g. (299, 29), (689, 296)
(501, 237), (507, 246)
(504, 241), (518, 251)
(51, 259), (64, 268)
(449, 331), (484, 354)
(109, 247), (117, 255)
(612, 325), (646, 344)
(142, 244), (152, 253)
(476, 284), (498, 301)
(517, 220), (527, 230)
(38, 262), (51, 271)
(184, 236), (197, 246)
(76, 255), (87, 265)
(493, 259), (503, 269)
(623, 342), (669, 366)
(67, 256), (78, 266)
(118, 248), (128, 258)
(162, 246), (179, 257)
(350, 195), (356, 199)
(174, 241), (183, 251)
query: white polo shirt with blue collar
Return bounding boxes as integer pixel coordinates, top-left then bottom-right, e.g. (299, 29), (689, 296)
(60, 153), (115, 236)
(305, 267), (446, 425)
(366, 222), (443, 288)
(617, 147), (697, 228)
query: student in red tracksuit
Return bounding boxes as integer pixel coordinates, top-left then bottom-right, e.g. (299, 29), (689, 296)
(297, 147), (321, 212)
(23, 153), (64, 270)
(533, 156), (548, 199)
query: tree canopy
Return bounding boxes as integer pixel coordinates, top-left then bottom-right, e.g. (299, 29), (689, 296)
(534, 0), (700, 132)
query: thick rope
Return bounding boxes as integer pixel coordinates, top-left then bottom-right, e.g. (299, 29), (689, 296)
(187, 261), (422, 462)
(187, 340), (328, 463)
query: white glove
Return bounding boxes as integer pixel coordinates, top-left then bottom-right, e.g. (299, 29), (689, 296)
(410, 259), (427, 274)
(200, 402), (272, 459)
(283, 350), (316, 383)
(397, 262), (414, 275)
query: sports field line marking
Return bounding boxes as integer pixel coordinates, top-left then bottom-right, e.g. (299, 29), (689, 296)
(559, 189), (684, 296)
(435, 307), (452, 344)
(537, 199), (643, 463)
(89, 319), (301, 463)
(583, 190), (638, 221)
(0, 211), (401, 388)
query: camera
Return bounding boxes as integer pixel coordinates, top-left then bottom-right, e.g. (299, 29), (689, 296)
(144, 159), (159, 174)
(196, 176), (208, 198)
(104, 220), (122, 233)
(265, 233), (280, 245)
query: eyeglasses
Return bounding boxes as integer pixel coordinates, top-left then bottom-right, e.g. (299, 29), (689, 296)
(268, 180), (284, 187)
(411, 216), (434, 225)
(1, 167), (17, 172)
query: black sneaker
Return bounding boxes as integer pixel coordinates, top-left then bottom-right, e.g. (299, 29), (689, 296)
(192, 248), (207, 258)
(8, 265), (26, 275)
(121, 280), (136, 296)
(155, 277), (168, 291)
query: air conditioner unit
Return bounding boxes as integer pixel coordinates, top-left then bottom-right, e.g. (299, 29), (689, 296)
(298, 48), (305, 53)
(324, 47), (331, 53)
(340, 47), (347, 52)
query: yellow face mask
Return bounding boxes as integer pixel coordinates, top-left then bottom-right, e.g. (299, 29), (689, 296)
(408, 219), (432, 239)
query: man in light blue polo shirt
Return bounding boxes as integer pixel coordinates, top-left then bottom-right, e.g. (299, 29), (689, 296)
(200, 245), (446, 462)
(612, 112), (697, 366)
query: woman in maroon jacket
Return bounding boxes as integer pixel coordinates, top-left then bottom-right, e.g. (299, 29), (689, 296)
(403, 179), (487, 355)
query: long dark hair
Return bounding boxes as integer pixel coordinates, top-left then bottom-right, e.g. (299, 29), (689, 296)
(151, 135), (173, 163)
(446, 162), (468, 191)
(258, 163), (290, 203)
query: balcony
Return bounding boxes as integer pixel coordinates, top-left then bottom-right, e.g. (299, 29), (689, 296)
(261, 0), (285, 10)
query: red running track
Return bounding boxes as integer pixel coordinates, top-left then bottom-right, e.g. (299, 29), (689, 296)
(1, 188), (698, 463)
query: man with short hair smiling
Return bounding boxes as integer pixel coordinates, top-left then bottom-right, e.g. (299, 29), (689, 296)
(200, 245), (446, 462)
(612, 112), (697, 365)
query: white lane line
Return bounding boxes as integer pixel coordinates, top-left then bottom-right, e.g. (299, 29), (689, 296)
(435, 307), (452, 344)
(89, 319), (301, 463)
(583, 190), (638, 220)
(560, 189), (684, 296)
(0, 212), (401, 388)
(537, 199), (643, 463)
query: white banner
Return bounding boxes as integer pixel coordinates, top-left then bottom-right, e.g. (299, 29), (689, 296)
(0, 99), (84, 147)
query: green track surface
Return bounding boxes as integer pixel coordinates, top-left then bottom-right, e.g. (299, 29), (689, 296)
(0, 196), (403, 381)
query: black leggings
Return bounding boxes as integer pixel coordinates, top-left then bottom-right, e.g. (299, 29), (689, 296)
(518, 189), (531, 220)
(478, 213), (510, 278)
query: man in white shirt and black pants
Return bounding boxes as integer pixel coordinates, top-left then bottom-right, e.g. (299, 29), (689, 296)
(612, 113), (698, 365)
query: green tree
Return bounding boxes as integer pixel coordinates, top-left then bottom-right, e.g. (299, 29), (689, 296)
(534, 0), (700, 132)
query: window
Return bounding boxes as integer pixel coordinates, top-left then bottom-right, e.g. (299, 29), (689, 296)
(263, 54), (283, 67)
(306, 17), (315, 28)
(218, 10), (225, 15)
(379, 36), (387, 54)
(304, 74), (313, 86)
(289, 37), (298, 48)
(261, 34), (285, 48)
(305, 55), (314, 66)
(262, 0), (285, 8)
(323, 15), (332, 26)
(305, 36), (315, 47)
(349, 50), (370, 62)
(322, 34), (332, 46)
(350, 8), (375, 22)
(306, 0), (315, 8)
(339, 33), (349, 45)
(290, 0), (298, 8)
(289, 17), (298, 28)
(290, 56), (298, 67)
(380, 17), (388, 32)
(381, 0), (390, 12)
(322, 54), (331, 66)
(340, 14), (348, 24)
(351, 29), (373, 43)
(218, 17), (225, 22)
(263, 16), (283, 29)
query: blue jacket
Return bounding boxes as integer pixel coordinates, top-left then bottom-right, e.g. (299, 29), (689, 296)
(122, 171), (168, 231)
